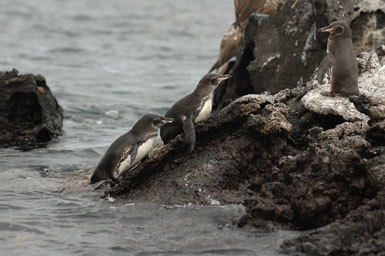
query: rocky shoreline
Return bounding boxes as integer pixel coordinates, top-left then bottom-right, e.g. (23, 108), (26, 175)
(106, 48), (385, 254)
(1, 0), (384, 254)
(106, 0), (385, 254)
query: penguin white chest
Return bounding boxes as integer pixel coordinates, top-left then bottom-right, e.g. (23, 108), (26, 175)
(194, 97), (212, 123)
(133, 137), (155, 165)
(117, 137), (155, 176)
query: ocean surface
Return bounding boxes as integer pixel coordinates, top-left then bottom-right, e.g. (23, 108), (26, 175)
(0, 1), (296, 255)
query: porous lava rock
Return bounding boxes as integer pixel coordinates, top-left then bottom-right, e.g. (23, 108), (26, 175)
(0, 69), (63, 144)
(280, 189), (385, 255)
(106, 50), (385, 233)
(98, 49), (385, 255)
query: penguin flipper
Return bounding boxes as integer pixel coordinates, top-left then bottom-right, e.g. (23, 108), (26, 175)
(317, 54), (332, 84)
(129, 143), (138, 166)
(182, 114), (196, 152)
(116, 143), (137, 177)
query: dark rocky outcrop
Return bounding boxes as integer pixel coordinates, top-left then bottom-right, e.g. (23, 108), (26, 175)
(0, 69), (63, 144)
(213, 0), (385, 113)
(103, 49), (385, 254)
(280, 189), (385, 255)
(96, 1), (385, 254)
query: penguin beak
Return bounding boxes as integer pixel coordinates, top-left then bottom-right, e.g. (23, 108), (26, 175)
(162, 117), (174, 124)
(217, 74), (231, 83)
(319, 25), (334, 33)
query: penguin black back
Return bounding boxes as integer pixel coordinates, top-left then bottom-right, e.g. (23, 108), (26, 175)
(160, 74), (230, 151)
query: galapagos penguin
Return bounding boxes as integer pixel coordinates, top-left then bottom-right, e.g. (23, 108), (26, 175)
(317, 20), (359, 97)
(160, 74), (230, 152)
(90, 114), (174, 184)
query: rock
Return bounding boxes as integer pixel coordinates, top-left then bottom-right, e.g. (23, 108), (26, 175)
(103, 47), (385, 252)
(300, 50), (385, 125)
(280, 189), (385, 256)
(0, 69), (63, 144)
(95, 3), (385, 253)
(366, 120), (385, 146)
(357, 50), (381, 72)
(213, 0), (385, 113)
(301, 86), (369, 123)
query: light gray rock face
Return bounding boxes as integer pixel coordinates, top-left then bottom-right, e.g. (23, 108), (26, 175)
(302, 50), (385, 125)
(301, 86), (370, 123)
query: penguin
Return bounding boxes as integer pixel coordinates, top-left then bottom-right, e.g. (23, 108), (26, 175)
(90, 114), (174, 184)
(160, 74), (230, 152)
(317, 20), (359, 97)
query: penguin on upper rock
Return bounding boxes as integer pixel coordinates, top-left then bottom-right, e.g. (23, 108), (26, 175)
(317, 20), (359, 97)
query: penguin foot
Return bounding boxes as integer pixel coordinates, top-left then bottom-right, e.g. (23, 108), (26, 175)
(188, 142), (195, 152)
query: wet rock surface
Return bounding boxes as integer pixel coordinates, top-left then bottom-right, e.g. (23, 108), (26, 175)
(213, 0), (385, 113)
(106, 49), (385, 254)
(280, 189), (385, 255)
(0, 69), (63, 144)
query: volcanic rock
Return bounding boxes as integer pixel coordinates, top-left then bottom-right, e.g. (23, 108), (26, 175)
(213, 0), (385, 113)
(0, 69), (63, 144)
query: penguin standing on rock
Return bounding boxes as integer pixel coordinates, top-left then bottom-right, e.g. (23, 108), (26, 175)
(160, 74), (230, 152)
(317, 20), (359, 97)
(90, 114), (174, 184)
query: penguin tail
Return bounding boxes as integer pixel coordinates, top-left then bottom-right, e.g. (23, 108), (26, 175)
(90, 173), (100, 184)
(90, 167), (104, 184)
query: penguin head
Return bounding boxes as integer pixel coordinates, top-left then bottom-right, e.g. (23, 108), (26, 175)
(151, 116), (175, 129)
(319, 20), (352, 39)
(132, 114), (174, 135)
(195, 74), (231, 94)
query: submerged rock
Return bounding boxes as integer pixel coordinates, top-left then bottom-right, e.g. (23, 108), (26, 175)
(213, 0), (385, 113)
(0, 69), (63, 144)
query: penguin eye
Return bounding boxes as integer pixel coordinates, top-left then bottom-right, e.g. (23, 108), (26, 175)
(210, 77), (217, 84)
(333, 26), (344, 35)
(152, 118), (162, 126)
